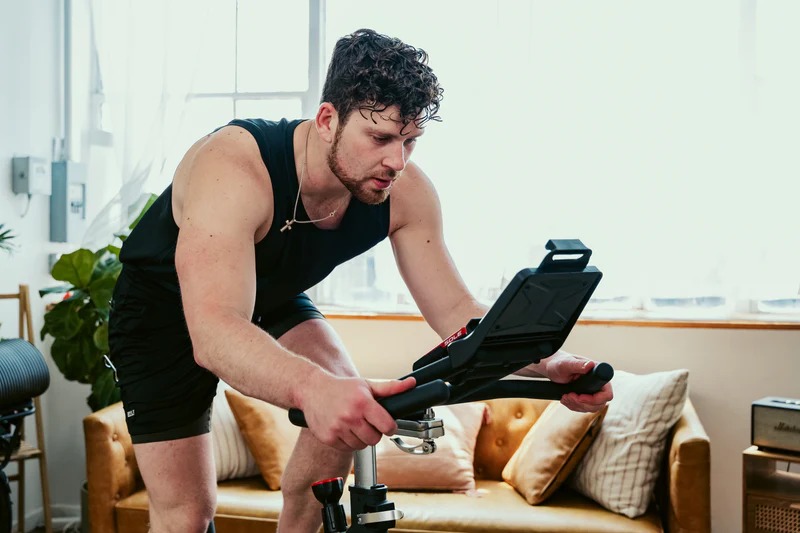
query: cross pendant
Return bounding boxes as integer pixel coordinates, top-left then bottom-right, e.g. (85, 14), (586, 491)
(280, 220), (293, 232)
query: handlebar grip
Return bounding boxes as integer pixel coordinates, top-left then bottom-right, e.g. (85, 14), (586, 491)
(288, 380), (451, 428)
(569, 362), (614, 395)
(509, 362), (614, 401)
(379, 379), (450, 418)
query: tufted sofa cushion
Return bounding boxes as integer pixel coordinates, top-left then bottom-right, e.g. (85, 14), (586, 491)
(474, 398), (552, 480)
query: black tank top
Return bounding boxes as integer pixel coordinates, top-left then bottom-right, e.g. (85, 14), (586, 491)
(119, 118), (391, 314)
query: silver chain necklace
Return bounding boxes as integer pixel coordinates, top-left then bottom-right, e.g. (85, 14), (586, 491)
(280, 122), (349, 232)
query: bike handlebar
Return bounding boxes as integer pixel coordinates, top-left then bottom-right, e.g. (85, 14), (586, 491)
(288, 380), (452, 428)
(454, 362), (613, 403)
(287, 363), (613, 428)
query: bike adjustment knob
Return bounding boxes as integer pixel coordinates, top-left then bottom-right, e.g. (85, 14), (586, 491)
(312, 477), (347, 532)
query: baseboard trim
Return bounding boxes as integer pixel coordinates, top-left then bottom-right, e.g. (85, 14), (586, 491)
(12, 504), (81, 532)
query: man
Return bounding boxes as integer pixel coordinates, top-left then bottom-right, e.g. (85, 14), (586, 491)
(108, 28), (613, 533)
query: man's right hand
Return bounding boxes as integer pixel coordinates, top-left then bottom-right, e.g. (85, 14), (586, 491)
(299, 374), (417, 452)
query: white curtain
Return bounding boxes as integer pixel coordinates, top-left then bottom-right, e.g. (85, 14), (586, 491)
(321, 0), (800, 317)
(81, 0), (213, 251)
(78, 0), (800, 319)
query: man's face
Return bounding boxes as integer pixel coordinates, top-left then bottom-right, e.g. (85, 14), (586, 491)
(327, 106), (424, 205)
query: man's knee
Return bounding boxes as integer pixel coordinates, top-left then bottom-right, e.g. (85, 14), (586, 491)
(149, 498), (216, 533)
(280, 434), (353, 499)
(279, 319), (358, 377)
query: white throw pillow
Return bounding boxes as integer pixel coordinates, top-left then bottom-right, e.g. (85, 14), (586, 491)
(211, 381), (260, 481)
(568, 368), (689, 518)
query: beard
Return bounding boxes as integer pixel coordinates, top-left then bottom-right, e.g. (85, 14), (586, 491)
(327, 126), (395, 206)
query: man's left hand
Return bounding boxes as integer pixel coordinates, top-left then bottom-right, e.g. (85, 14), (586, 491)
(542, 352), (614, 413)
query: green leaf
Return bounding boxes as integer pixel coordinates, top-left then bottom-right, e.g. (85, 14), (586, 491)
(50, 336), (93, 382)
(93, 322), (109, 352)
(89, 276), (118, 312)
(94, 306), (110, 322)
(49, 337), (71, 377)
(92, 253), (122, 281)
(39, 284), (75, 297)
(129, 193), (158, 230)
(42, 299), (84, 340)
(51, 249), (98, 289)
(106, 245), (121, 258)
(77, 302), (97, 321)
(88, 370), (120, 412)
(80, 333), (99, 377)
(0, 223), (17, 254)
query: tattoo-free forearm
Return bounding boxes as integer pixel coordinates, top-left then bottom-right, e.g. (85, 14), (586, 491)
(187, 307), (330, 410)
(429, 296), (489, 341)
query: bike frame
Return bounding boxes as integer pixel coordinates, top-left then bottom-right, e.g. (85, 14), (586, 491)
(1, 403), (34, 533)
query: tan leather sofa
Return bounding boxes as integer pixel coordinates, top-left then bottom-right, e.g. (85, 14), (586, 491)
(84, 398), (710, 533)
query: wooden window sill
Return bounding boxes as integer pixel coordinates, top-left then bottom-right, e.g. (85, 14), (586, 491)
(324, 312), (800, 330)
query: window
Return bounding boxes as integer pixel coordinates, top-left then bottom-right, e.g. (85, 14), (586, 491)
(81, 1), (799, 323)
(313, 1), (800, 322)
(160, 0), (320, 184)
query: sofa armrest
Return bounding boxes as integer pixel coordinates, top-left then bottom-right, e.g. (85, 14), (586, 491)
(655, 398), (711, 533)
(84, 401), (141, 533)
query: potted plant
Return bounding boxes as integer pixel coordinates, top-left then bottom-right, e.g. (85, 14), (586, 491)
(38, 195), (156, 532)
(39, 195), (157, 411)
(0, 223), (16, 255)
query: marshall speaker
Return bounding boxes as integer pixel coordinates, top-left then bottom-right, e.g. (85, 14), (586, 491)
(752, 397), (800, 454)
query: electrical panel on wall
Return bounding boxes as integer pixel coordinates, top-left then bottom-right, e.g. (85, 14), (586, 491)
(12, 156), (52, 196)
(50, 161), (87, 244)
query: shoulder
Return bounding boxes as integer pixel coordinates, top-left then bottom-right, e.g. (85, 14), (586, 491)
(389, 162), (442, 235)
(202, 124), (270, 175)
(172, 124), (276, 236)
(184, 124), (275, 201)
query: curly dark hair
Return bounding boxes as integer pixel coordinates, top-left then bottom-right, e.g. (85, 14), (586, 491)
(321, 29), (443, 133)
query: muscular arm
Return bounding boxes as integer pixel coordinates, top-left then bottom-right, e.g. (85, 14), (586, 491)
(390, 163), (559, 377)
(175, 131), (328, 410)
(390, 163), (612, 412)
(389, 163), (487, 339)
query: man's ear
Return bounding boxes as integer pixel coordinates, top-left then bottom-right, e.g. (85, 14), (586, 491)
(316, 103), (338, 144)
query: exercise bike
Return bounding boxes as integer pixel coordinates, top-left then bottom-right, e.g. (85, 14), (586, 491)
(0, 339), (51, 533)
(289, 239), (614, 532)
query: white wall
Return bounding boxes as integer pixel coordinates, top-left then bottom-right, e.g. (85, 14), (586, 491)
(329, 317), (800, 533)
(1, 1), (92, 530)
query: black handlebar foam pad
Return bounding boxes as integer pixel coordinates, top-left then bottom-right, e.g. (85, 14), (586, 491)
(0, 339), (50, 410)
(288, 380), (450, 428)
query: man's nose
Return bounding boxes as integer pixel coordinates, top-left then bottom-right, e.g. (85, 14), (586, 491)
(383, 142), (407, 172)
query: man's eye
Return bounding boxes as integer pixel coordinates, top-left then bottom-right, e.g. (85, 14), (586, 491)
(373, 136), (389, 143)
(404, 138), (417, 146)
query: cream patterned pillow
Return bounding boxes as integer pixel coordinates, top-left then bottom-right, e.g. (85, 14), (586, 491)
(211, 381), (260, 481)
(568, 368), (689, 518)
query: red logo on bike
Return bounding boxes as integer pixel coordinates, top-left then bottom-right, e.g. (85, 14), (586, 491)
(441, 327), (467, 347)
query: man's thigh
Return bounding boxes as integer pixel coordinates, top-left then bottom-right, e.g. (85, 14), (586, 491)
(132, 433), (217, 516)
(256, 293), (358, 377)
(276, 318), (358, 377)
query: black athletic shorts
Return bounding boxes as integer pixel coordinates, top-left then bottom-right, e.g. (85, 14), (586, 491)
(107, 267), (325, 444)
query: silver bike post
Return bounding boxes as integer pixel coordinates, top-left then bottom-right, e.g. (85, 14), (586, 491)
(353, 446), (378, 488)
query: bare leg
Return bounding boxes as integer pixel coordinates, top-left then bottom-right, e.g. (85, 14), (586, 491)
(275, 319), (360, 533)
(132, 432), (217, 533)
